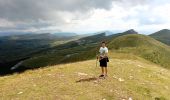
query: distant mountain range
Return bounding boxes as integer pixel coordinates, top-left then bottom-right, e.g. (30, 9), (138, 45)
(0, 32), (34, 37)
(149, 29), (170, 45)
(0, 33), (79, 63)
(93, 29), (138, 36)
(109, 29), (138, 38)
(0, 32), (78, 37)
(20, 29), (139, 68)
(53, 32), (77, 37)
(0, 29), (170, 75)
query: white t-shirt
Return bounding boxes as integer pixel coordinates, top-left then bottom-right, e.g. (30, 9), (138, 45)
(99, 47), (108, 57)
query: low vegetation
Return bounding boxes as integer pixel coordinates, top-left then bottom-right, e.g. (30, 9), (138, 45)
(0, 54), (170, 100)
(1, 30), (170, 100)
(150, 29), (170, 45)
(108, 34), (170, 69)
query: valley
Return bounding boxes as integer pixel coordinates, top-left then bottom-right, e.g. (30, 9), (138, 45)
(1, 29), (170, 75)
(0, 29), (170, 99)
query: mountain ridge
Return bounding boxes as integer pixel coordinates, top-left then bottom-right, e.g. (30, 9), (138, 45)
(108, 34), (170, 68)
(149, 29), (170, 45)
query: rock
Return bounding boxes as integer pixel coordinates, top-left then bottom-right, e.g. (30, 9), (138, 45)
(128, 97), (133, 100)
(17, 92), (23, 94)
(141, 83), (145, 85)
(137, 64), (144, 68)
(77, 72), (88, 76)
(129, 76), (133, 79)
(118, 78), (124, 82)
(94, 80), (98, 83)
(113, 75), (118, 79)
(113, 76), (125, 82)
(47, 74), (52, 76)
(110, 89), (113, 92)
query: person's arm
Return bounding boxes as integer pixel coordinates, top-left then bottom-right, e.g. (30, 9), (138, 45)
(104, 53), (108, 58)
(104, 47), (108, 58)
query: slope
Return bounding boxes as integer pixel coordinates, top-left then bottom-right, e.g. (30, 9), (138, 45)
(108, 34), (170, 68)
(149, 29), (170, 45)
(0, 56), (170, 100)
(22, 30), (138, 68)
(0, 33), (77, 62)
(0, 34), (82, 75)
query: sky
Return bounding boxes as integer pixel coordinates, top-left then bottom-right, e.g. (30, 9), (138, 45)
(0, 0), (170, 34)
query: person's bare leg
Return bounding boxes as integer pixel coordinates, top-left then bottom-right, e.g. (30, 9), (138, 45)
(104, 67), (107, 76)
(101, 67), (104, 75)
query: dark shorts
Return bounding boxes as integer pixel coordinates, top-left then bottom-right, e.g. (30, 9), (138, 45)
(99, 58), (107, 67)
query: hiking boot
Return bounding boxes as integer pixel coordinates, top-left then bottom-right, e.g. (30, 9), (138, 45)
(99, 74), (104, 77)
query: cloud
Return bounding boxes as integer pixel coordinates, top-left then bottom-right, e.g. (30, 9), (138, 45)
(116, 0), (149, 6)
(0, 0), (114, 22)
(0, 0), (169, 34)
(0, 0), (116, 33)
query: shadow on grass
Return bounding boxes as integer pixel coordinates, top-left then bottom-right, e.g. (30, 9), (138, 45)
(76, 77), (98, 83)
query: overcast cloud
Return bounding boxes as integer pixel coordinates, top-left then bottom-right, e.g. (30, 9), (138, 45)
(0, 0), (169, 34)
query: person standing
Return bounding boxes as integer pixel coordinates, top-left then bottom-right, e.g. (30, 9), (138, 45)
(97, 41), (109, 78)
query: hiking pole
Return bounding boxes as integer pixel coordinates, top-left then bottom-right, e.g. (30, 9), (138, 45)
(96, 48), (98, 68)
(95, 44), (100, 68)
(96, 56), (98, 67)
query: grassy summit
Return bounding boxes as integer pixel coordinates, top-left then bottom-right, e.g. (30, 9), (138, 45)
(108, 34), (170, 68)
(150, 29), (170, 45)
(0, 55), (170, 99)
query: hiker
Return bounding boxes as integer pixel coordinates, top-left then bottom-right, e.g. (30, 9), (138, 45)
(97, 41), (109, 77)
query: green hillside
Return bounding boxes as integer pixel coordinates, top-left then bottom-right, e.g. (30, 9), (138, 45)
(108, 34), (170, 68)
(149, 29), (170, 45)
(2, 31), (133, 75)
(0, 33), (79, 62)
(1, 56), (170, 100)
(1, 32), (170, 99)
(21, 31), (138, 68)
(60, 34), (170, 69)
(22, 32), (170, 70)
